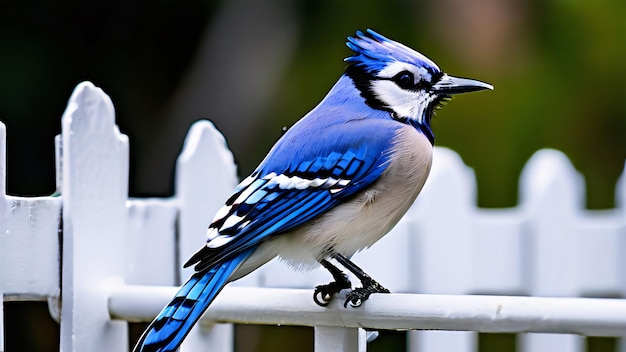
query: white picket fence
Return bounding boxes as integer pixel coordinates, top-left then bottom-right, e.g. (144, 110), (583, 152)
(1, 81), (625, 352)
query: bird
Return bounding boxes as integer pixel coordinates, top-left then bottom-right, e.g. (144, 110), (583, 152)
(133, 29), (492, 352)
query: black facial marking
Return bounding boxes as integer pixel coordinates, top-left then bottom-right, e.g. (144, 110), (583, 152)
(345, 64), (393, 113)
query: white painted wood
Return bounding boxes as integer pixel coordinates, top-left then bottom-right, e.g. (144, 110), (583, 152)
(614, 162), (626, 311)
(407, 147), (478, 352)
(617, 162), (626, 312)
(408, 331), (476, 352)
(175, 120), (239, 352)
(518, 333), (583, 352)
(519, 149), (586, 352)
(59, 82), (129, 352)
(175, 120), (238, 279)
(314, 326), (366, 352)
(410, 147), (476, 294)
(471, 209), (528, 295)
(182, 324), (233, 352)
(1, 196), (61, 298)
(576, 210), (624, 296)
(125, 199), (178, 286)
(521, 149), (585, 296)
(109, 285), (626, 336)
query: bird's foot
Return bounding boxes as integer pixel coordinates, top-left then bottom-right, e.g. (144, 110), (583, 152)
(344, 279), (390, 308)
(313, 273), (352, 306)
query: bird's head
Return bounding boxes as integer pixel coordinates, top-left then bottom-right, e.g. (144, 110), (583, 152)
(345, 29), (492, 143)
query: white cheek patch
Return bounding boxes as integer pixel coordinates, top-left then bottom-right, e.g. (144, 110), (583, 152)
(371, 80), (433, 122)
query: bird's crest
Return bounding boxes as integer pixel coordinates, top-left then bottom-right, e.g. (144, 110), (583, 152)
(345, 29), (440, 75)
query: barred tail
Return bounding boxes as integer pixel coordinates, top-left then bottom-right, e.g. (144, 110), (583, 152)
(133, 249), (254, 352)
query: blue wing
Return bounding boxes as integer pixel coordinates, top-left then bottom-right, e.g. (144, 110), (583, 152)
(185, 116), (400, 272)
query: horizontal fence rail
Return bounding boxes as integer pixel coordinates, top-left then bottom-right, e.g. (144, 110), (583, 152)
(1, 81), (626, 352)
(109, 285), (626, 336)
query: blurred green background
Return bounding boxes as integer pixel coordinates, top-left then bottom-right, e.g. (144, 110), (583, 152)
(1, 0), (624, 351)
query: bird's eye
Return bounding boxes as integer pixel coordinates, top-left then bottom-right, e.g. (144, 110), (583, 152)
(393, 71), (415, 89)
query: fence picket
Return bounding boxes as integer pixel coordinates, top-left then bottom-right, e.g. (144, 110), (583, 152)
(59, 82), (130, 352)
(175, 120), (238, 279)
(175, 120), (239, 352)
(314, 326), (367, 352)
(521, 149), (585, 296)
(410, 147), (477, 294)
(520, 150), (587, 352)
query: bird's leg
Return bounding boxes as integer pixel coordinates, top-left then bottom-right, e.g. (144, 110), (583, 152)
(313, 259), (352, 306)
(332, 253), (390, 308)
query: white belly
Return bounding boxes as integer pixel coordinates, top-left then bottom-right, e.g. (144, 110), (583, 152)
(274, 125), (433, 270)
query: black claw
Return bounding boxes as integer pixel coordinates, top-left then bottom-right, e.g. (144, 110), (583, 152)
(313, 259), (352, 306)
(313, 286), (333, 307)
(343, 279), (390, 308)
(316, 255), (390, 307)
(313, 275), (352, 307)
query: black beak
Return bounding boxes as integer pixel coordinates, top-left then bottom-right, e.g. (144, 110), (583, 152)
(432, 74), (493, 95)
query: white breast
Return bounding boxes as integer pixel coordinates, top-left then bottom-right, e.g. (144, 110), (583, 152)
(273, 125), (433, 270)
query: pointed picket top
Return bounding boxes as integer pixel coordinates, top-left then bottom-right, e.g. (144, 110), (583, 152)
(177, 120), (237, 180)
(411, 146), (476, 217)
(175, 120), (238, 280)
(519, 149), (585, 214)
(59, 81), (129, 197)
(60, 79), (129, 228)
(62, 81), (117, 137)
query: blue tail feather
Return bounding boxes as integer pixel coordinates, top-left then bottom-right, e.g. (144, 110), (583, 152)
(134, 248), (254, 352)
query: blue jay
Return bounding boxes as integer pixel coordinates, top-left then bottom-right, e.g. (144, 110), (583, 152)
(134, 29), (492, 352)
